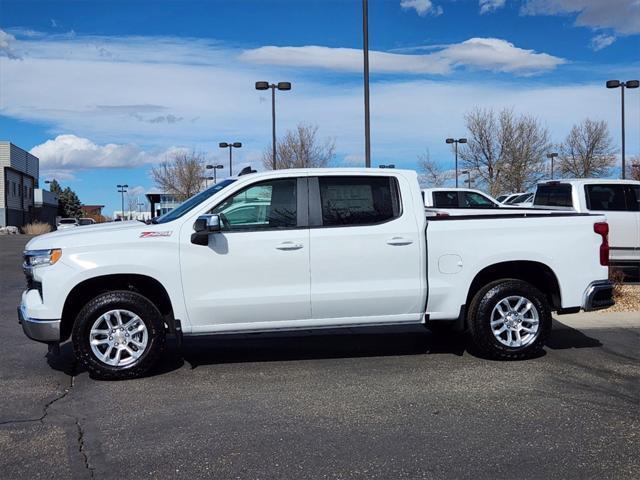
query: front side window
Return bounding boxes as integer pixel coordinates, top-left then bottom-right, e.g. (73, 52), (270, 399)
(585, 185), (627, 211)
(210, 178), (297, 230)
(534, 184), (573, 207)
(462, 192), (497, 208)
(318, 176), (400, 226)
(154, 179), (235, 224)
(432, 191), (459, 208)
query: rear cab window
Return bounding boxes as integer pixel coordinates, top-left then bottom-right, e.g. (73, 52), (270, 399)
(534, 184), (573, 207)
(317, 176), (401, 226)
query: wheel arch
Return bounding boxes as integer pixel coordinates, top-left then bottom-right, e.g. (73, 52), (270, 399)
(465, 260), (562, 317)
(60, 274), (175, 342)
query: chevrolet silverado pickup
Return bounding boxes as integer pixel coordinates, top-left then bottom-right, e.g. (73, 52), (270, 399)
(19, 168), (614, 379)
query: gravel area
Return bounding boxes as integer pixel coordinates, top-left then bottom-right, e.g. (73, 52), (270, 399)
(606, 285), (640, 312)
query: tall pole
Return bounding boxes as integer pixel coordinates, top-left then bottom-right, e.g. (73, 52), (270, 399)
(121, 190), (124, 219)
(454, 142), (459, 188)
(621, 85), (626, 179)
(229, 146), (233, 177)
(272, 86), (277, 170)
(362, 0), (371, 168)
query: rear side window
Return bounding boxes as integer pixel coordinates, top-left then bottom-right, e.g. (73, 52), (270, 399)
(432, 191), (459, 208)
(318, 176), (400, 226)
(534, 184), (573, 207)
(585, 185), (627, 211)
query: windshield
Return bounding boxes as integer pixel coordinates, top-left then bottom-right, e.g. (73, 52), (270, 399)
(154, 179), (236, 224)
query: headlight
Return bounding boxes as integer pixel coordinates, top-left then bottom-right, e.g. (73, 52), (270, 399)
(23, 249), (62, 268)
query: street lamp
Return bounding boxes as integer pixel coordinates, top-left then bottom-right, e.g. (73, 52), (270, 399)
(206, 164), (224, 184)
(606, 79), (639, 179)
(362, 0), (371, 168)
(255, 81), (291, 170)
(117, 184), (128, 220)
(218, 143), (242, 177)
(460, 170), (472, 188)
(546, 152), (558, 179)
(446, 138), (468, 188)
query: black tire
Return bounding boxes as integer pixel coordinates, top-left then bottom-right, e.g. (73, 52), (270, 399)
(72, 290), (166, 380)
(467, 279), (551, 360)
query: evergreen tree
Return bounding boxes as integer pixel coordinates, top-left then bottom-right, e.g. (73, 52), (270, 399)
(59, 187), (83, 218)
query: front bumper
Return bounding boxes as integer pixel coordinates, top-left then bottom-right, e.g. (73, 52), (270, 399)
(583, 280), (615, 312)
(18, 304), (60, 343)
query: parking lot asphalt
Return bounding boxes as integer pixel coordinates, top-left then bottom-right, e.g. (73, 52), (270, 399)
(1, 235), (639, 480)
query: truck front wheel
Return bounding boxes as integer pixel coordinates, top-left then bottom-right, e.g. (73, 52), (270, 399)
(72, 291), (166, 379)
(467, 279), (551, 360)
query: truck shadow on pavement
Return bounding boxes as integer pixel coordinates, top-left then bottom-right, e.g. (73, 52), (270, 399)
(47, 320), (602, 379)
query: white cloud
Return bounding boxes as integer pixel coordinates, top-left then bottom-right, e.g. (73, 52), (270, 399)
(480, 0), (506, 14)
(30, 134), (175, 172)
(590, 34), (616, 51)
(0, 31), (637, 176)
(0, 29), (21, 59)
(400, 0), (443, 17)
(521, 0), (640, 35)
(241, 38), (565, 75)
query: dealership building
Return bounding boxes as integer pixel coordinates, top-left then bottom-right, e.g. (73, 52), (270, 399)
(0, 141), (39, 228)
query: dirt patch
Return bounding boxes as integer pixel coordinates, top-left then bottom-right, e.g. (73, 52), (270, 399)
(604, 284), (640, 313)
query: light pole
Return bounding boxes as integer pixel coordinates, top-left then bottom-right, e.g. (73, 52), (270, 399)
(606, 79), (639, 179)
(206, 164), (224, 184)
(546, 152), (558, 179)
(460, 170), (472, 188)
(446, 138), (468, 188)
(255, 81), (291, 170)
(117, 184), (128, 220)
(362, 0), (371, 168)
(218, 143), (242, 177)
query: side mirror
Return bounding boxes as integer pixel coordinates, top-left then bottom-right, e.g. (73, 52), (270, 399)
(191, 214), (221, 245)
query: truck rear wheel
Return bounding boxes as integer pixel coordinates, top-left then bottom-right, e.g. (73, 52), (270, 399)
(467, 279), (551, 360)
(72, 291), (166, 380)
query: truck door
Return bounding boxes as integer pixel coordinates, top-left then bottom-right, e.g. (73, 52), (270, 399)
(179, 177), (311, 331)
(308, 174), (423, 324)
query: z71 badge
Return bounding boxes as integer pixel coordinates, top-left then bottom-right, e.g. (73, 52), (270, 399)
(140, 231), (172, 238)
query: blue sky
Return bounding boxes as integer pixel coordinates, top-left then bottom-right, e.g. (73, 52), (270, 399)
(1, 0), (639, 215)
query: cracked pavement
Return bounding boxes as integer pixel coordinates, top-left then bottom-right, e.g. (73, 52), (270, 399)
(1, 235), (639, 479)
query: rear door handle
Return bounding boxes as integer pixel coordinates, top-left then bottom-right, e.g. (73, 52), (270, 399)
(386, 237), (413, 246)
(276, 241), (304, 251)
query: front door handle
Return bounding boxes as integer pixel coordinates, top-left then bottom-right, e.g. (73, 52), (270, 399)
(276, 241), (304, 251)
(386, 237), (413, 246)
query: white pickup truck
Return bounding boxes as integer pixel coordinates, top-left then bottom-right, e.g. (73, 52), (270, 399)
(19, 168), (614, 379)
(533, 179), (640, 277)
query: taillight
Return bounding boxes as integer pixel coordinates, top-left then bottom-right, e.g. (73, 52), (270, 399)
(594, 222), (609, 266)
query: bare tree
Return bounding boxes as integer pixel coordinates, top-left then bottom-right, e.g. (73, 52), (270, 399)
(417, 150), (451, 187)
(459, 108), (550, 196)
(263, 123), (335, 169)
(558, 119), (616, 178)
(151, 150), (206, 201)
(627, 155), (640, 181)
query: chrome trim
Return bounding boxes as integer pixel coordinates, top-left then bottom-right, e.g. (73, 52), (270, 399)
(18, 305), (60, 343)
(583, 280), (615, 312)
